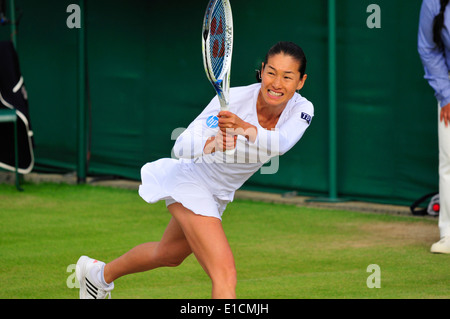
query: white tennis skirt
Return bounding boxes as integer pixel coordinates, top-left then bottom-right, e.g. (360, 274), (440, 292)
(138, 158), (229, 220)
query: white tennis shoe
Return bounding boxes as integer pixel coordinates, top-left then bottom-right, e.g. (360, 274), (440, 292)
(430, 236), (450, 254)
(76, 255), (114, 299)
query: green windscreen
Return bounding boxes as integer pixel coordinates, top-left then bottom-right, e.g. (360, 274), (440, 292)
(0, 0), (438, 206)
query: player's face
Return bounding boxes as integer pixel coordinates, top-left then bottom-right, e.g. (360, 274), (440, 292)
(259, 53), (307, 108)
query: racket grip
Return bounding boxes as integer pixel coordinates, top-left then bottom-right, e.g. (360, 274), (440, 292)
(222, 131), (236, 155)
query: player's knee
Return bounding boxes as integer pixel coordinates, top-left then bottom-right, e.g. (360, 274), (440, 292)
(153, 247), (187, 268)
(211, 264), (237, 288)
(160, 250), (188, 267)
(163, 258), (185, 268)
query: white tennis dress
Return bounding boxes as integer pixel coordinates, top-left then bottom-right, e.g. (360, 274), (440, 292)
(138, 83), (314, 220)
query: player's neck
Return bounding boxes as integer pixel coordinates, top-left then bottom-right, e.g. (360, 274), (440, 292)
(257, 92), (286, 114)
(256, 93), (285, 129)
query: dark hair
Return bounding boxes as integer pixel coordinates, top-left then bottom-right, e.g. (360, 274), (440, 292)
(256, 41), (307, 82)
(433, 0), (449, 50)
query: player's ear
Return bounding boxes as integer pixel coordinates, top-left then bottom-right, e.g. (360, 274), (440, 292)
(296, 74), (307, 91)
(256, 63), (264, 82)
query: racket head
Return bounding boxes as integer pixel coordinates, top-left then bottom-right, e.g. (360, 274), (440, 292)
(202, 0), (233, 109)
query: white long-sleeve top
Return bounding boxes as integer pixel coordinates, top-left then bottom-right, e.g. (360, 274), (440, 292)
(172, 83), (314, 200)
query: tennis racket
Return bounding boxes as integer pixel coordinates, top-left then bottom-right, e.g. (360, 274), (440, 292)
(202, 0), (235, 154)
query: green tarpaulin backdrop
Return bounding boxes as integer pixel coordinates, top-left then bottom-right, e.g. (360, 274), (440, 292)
(0, 0), (439, 205)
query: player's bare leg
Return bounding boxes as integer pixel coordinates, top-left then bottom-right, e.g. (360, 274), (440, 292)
(103, 217), (192, 283)
(168, 203), (237, 299)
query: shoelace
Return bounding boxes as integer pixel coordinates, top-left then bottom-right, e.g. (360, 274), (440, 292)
(97, 290), (111, 299)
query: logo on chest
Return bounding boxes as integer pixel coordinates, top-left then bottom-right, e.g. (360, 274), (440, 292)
(206, 115), (219, 128)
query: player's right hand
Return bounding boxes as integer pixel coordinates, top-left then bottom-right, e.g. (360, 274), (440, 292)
(215, 129), (237, 152)
(441, 103), (450, 128)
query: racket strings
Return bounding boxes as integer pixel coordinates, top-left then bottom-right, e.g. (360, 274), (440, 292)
(210, 2), (227, 79)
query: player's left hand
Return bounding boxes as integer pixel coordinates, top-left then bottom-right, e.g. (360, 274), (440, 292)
(440, 103), (450, 128)
(218, 111), (257, 143)
(217, 111), (245, 133)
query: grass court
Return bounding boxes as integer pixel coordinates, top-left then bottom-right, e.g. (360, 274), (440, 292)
(0, 182), (448, 299)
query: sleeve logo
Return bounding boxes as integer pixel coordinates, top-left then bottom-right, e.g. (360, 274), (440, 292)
(301, 112), (312, 124)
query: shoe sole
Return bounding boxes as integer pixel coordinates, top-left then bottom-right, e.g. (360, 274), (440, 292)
(430, 244), (450, 254)
(430, 249), (450, 254)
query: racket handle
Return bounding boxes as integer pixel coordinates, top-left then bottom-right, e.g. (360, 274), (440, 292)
(219, 102), (234, 154)
(222, 129), (236, 155)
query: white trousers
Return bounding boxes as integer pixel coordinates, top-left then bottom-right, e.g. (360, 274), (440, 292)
(438, 103), (450, 238)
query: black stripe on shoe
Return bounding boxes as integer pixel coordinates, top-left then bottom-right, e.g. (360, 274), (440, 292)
(86, 277), (98, 299)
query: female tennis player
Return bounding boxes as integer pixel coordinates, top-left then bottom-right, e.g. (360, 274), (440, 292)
(76, 41), (314, 299)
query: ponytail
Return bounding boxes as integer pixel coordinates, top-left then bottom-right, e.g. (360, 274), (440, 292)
(433, 0), (449, 50)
